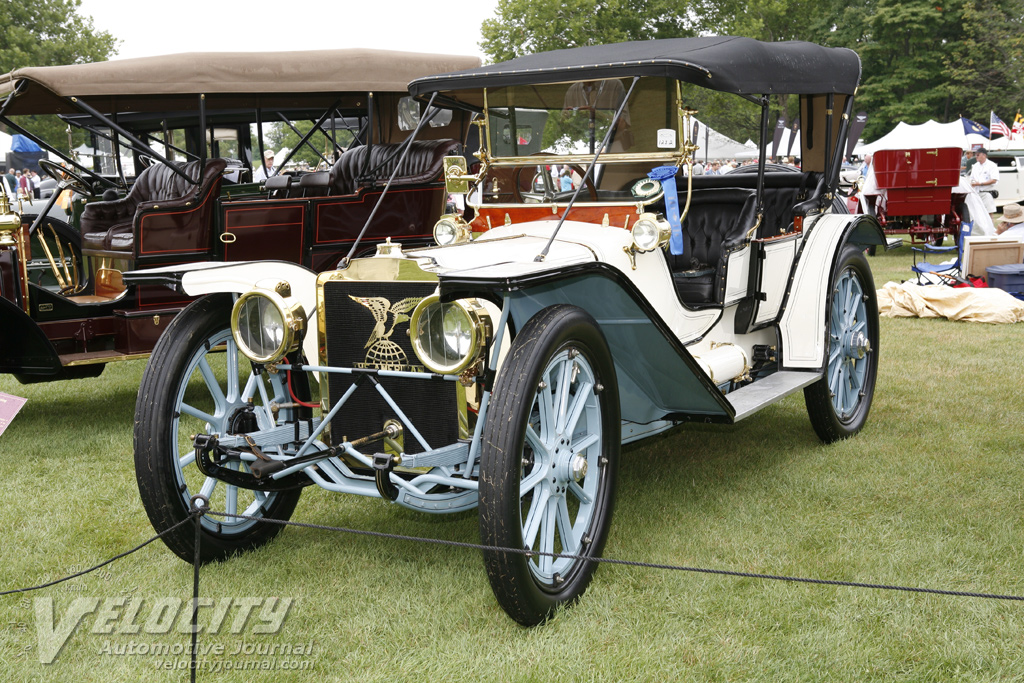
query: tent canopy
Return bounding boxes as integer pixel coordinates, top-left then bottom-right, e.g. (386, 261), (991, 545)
(860, 120), (969, 154)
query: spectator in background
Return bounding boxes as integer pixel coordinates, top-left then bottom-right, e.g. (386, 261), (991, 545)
(994, 203), (1024, 235)
(969, 148), (999, 213)
(2, 168), (15, 199)
(252, 149), (276, 183)
(16, 170), (30, 199)
(962, 149), (976, 175)
(559, 168), (573, 192)
(28, 170), (40, 199)
(859, 153), (873, 178)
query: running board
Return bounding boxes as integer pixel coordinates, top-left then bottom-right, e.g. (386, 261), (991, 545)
(726, 370), (822, 422)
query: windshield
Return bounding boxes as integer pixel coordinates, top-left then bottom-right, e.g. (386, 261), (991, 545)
(485, 78), (678, 159)
(474, 77), (765, 207)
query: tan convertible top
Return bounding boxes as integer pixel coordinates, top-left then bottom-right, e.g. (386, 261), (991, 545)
(0, 49), (481, 115)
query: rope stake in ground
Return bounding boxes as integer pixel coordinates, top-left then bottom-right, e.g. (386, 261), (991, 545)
(189, 495), (209, 683)
(206, 510), (1024, 603)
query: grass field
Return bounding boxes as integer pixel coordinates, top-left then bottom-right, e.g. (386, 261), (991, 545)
(1, 242), (1023, 682)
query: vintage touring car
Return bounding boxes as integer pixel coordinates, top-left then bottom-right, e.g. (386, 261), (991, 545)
(0, 49), (478, 383)
(133, 37), (885, 625)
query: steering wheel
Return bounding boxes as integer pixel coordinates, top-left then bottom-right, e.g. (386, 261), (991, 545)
(513, 159), (597, 202)
(39, 159), (93, 196)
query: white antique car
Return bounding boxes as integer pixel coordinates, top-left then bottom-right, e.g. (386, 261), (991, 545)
(132, 37), (885, 626)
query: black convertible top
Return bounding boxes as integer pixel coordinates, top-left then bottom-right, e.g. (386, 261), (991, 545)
(409, 37), (861, 98)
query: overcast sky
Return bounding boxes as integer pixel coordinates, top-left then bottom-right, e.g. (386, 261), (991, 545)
(77, 0), (499, 61)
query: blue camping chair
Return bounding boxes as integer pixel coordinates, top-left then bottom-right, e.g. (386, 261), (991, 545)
(912, 221), (974, 284)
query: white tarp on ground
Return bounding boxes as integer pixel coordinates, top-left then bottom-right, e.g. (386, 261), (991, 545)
(877, 281), (1024, 323)
(860, 120), (970, 154)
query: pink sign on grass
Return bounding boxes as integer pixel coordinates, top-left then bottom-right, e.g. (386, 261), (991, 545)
(0, 392), (27, 437)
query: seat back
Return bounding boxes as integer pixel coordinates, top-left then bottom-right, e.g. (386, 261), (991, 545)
(263, 174), (291, 198)
(332, 139), (459, 195)
(666, 188), (757, 272)
(297, 170), (333, 197)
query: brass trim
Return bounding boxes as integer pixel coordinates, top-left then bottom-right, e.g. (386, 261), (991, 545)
(230, 285), (307, 364)
(17, 223), (30, 314)
(409, 293), (492, 375)
(745, 213), (764, 240)
(220, 231), (237, 244)
(64, 352), (151, 367)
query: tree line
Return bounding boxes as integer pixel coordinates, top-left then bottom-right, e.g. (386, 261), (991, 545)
(481, 0), (1024, 142)
(2, 0), (1020, 149)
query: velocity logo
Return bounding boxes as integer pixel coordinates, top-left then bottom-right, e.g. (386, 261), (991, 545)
(34, 596), (292, 664)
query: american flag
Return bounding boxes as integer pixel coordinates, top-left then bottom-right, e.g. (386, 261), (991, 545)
(990, 111), (1011, 138)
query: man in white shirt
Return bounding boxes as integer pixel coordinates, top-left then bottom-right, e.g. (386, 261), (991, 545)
(969, 148), (999, 213)
(252, 149), (275, 183)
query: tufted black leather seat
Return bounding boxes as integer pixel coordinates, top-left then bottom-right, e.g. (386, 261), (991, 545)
(665, 188), (758, 305)
(331, 139), (459, 195)
(81, 159), (227, 258)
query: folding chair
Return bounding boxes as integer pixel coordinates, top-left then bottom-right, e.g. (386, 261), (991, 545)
(911, 221), (973, 285)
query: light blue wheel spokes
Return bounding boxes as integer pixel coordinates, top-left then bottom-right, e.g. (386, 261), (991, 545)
(171, 329), (289, 534)
(828, 267), (871, 419)
(520, 348), (603, 584)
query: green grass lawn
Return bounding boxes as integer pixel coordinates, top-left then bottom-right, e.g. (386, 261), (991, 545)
(1, 241), (1023, 682)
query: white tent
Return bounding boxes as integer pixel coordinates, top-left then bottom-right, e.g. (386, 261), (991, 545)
(860, 120), (969, 154)
(692, 118), (751, 160)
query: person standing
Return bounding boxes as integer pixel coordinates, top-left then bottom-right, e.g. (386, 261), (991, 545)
(2, 168), (15, 198)
(16, 170), (30, 199)
(252, 149), (276, 182)
(559, 168), (573, 192)
(969, 148), (999, 213)
(963, 150), (976, 175)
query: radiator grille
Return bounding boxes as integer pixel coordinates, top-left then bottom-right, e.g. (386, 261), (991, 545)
(322, 279), (458, 453)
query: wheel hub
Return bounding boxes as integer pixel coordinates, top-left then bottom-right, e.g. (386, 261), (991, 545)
(843, 330), (870, 360)
(551, 432), (587, 487)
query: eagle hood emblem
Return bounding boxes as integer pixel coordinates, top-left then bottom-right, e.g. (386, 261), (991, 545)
(349, 295), (422, 370)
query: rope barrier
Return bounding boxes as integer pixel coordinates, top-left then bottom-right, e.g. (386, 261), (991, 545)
(0, 513), (197, 597)
(205, 509), (1024, 603)
(2, 500), (1023, 683)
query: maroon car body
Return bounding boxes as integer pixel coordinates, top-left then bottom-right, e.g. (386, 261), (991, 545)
(0, 49), (478, 382)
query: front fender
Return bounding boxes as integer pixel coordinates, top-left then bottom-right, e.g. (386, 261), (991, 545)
(778, 214), (883, 370)
(0, 296), (61, 376)
(481, 265), (735, 424)
(125, 261), (319, 364)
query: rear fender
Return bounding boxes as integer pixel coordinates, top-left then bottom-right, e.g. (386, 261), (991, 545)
(778, 214), (883, 370)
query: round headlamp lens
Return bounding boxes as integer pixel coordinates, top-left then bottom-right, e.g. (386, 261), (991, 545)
(433, 214), (470, 246)
(235, 295), (285, 360)
(411, 295), (490, 374)
(631, 217), (663, 251)
(434, 218), (459, 245)
(231, 287), (305, 364)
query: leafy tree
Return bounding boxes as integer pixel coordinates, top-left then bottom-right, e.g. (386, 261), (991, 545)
(481, 0), (1024, 144)
(944, 0), (1024, 124)
(0, 0), (118, 150)
(481, 0), (695, 63)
